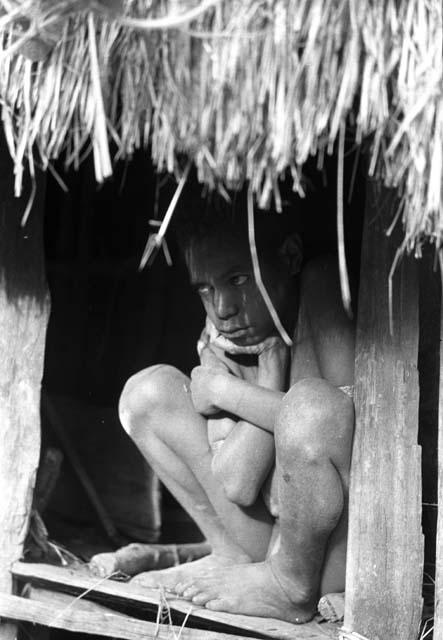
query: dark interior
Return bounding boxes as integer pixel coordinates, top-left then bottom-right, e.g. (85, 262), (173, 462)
(36, 143), (437, 587)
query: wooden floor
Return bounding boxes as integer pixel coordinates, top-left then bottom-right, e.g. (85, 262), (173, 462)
(0, 562), (340, 640)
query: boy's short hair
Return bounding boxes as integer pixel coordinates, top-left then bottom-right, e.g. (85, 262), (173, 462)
(173, 187), (303, 269)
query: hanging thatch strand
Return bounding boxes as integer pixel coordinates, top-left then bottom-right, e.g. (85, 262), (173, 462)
(0, 0), (442, 252)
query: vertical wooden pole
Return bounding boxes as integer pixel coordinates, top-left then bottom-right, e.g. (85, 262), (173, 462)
(0, 147), (50, 640)
(435, 288), (443, 637)
(343, 183), (424, 640)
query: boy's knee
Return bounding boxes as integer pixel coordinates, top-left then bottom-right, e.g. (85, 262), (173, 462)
(275, 378), (354, 460)
(119, 364), (185, 438)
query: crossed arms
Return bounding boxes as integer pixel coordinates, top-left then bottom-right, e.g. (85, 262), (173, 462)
(189, 258), (355, 507)
(190, 346), (287, 506)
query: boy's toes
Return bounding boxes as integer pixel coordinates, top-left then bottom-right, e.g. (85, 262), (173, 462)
(182, 585), (200, 600)
(175, 581), (195, 596)
(191, 591), (214, 606)
(205, 598), (234, 612)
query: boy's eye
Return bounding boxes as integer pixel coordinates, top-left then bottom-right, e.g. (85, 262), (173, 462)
(230, 274), (249, 287)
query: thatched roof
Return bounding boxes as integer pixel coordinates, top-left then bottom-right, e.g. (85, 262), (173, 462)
(1, 0), (442, 252)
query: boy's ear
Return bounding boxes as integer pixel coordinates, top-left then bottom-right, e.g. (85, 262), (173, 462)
(278, 233), (303, 275)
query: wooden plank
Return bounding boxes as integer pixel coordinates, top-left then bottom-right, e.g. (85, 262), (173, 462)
(12, 562), (336, 640)
(343, 183), (424, 640)
(0, 145), (50, 640)
(418, 250), (440, 571)
(0, 593), (257, 640)
(434, 290), (443, 638)
(26, 585), (132, 615)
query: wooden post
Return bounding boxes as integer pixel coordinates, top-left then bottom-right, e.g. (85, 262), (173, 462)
(435, 290), (443, 637)
(342, 183), (424, 640)
(0, 146), (50, 640)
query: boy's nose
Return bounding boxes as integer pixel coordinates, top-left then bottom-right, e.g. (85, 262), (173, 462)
(214, 291), (238, 319)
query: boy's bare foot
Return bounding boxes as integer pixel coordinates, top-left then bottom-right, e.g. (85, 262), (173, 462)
(174, 560), (316, 624)
(130, 552), (251, 590)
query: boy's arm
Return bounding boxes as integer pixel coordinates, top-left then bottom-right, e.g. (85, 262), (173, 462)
(211, 417), (275, 507)
(191, 344), (288, 507)
(198, 345), (239, 448)
(191, 366), (284, 432)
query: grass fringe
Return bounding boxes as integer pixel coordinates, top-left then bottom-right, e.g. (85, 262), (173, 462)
(0, 0), (441, 253)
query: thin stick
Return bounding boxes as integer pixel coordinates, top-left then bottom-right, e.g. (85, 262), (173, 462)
(247, 185), (292, 347)
(157, 163), (191, 241)
(48, 572), (120, 626)
(139, 162), (191, 269)
(175, 605), (193, 640)
(337, 120), (353, 318)
(120, 0), (221, 30)
(20, 154), (36, 227)
(347, 144), (361, 205)
(387, 244), (405, 336)
(87, 11), (112, 182)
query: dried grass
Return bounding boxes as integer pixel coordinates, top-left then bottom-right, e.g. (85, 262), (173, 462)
(43, 574), (194, 640)
(0, 0), (442, 252)
(419, 619), (434, 640)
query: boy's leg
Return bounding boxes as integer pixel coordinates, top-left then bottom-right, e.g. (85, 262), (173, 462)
(175, 378), (353, 624)
(119, 364), (274, 587)
(270, 378), (353, 604)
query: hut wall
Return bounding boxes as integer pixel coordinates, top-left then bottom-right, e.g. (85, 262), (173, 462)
(343, 183), (424, 640)
(0, 145), (50, 639)
(435, 293), (443, 637)
(418, 252), (440, 570)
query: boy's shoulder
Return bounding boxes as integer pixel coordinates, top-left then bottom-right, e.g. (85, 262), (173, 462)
(299, 253), (355, 342)
(298, 254), (355, 384)
(300, 254), (347, 314)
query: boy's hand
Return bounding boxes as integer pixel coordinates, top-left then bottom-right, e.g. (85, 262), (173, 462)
(207, 415), (237, 451)
(190, 365), (228, 415)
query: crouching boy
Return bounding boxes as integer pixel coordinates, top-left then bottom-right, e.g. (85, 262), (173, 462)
(119, 205), (355, 624)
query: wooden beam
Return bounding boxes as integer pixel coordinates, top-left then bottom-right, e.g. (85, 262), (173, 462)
(0, 592), (256, 640)
(434, 286), (443, 637)
(343, 184), (424, 640)
(12, 562), (337, 640)
(0, 146), (50, 640)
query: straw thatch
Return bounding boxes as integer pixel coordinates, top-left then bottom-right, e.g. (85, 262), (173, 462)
(0, 0), (442, 251)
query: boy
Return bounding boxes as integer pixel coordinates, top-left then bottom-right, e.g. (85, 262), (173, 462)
(119, 206), (355, 624)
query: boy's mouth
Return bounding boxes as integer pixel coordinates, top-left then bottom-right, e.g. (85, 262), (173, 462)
(219, 326), (250, 339)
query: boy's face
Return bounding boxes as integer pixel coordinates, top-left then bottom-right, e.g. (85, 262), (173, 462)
(186, 236), (292, 346)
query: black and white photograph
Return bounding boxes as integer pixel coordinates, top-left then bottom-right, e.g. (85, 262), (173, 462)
(0, 2), (441, 639)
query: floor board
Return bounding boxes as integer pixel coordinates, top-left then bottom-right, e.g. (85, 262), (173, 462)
(12, 562), (338, 640)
